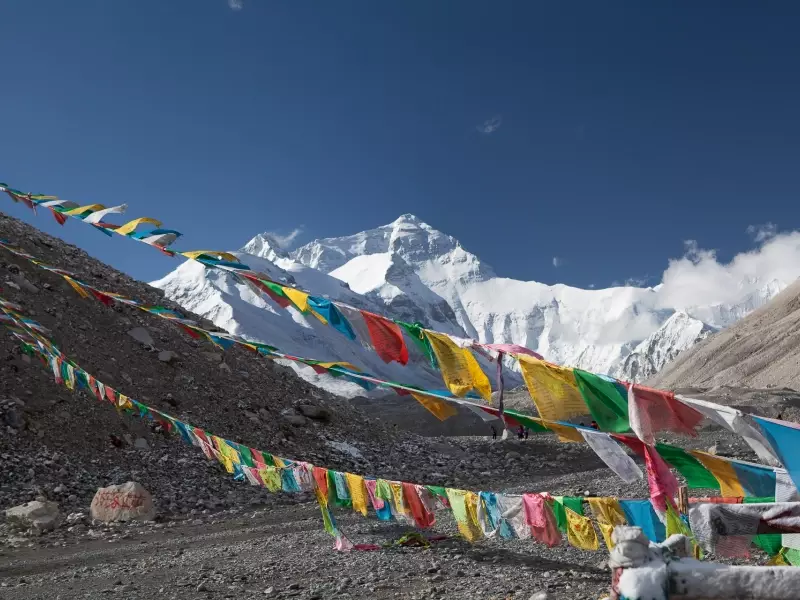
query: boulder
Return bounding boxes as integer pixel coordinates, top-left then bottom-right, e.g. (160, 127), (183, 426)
(281, 409), (309, 427)
(90, 482), (155, 522)
(127, 327), (155, 347)
(5, 500), (59, 531)
(296, 404), (331, 421)
(158, 350), (179, 363)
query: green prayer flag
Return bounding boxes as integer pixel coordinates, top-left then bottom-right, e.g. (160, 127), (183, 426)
(327, 470), (351, 509)
(574, 370), (629, 432)
(398, 321), (437, 368)
(426, 485), (448, 499)
(552, 496), (583, 532)
(237, 445), (255, 468)
(655, 443), (720, 489)
(504, 410), (549, 433)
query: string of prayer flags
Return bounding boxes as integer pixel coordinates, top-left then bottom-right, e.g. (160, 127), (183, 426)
(9, 297), (800, 559)
(573, 370), (630, 433)
(627, 384), (704, 445)
(517, 356), (589, 422)
(424, 331), (491, 400)
(361, 311), (409, 365)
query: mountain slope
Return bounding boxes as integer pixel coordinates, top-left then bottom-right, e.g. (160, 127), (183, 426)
(648, 279), (800, 390)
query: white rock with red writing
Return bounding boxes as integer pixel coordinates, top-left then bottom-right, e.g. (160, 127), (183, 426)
(90, 482), (155, 522)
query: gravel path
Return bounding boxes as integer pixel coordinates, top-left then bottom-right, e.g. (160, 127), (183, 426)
(0, 499), (608, 600)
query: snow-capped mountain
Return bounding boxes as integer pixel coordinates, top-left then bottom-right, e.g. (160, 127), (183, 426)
(614, 312), (717, 382)
(151, 214), (787, 397)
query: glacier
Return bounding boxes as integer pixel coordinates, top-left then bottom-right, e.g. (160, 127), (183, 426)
(151, 214), (787, 396)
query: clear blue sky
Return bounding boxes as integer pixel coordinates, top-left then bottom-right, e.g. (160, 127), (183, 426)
(2, 1), (799, 287)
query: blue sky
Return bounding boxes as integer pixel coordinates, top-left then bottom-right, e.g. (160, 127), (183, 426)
(2, 1), (800, 288)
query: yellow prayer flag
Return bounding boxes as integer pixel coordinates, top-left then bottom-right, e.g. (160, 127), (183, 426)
(540, 420), (585, 443)
(425, 331), (491, 400)
(411, 392), (458, 421)
(115, 217), (161, 236)
(259, 467), (282, 492)
(283, 287), (310, 313)
(597, 521), (615, 549)
(689, 451), (745, 497)
(518, 356), (589, 421)
(389, 481), (412, 519)
(63, 276), (91, 299)
(565, 507), (599, 551)
(445, 488), (483, 542)
(588, 498), (627, 528)
(181, 250), (240, 263)
(64, 203), (105, 216)
(318, 361), (361, 372)
(345, 473), (369, 516)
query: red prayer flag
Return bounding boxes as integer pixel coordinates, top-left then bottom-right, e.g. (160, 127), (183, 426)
(360, 311), (409, 365)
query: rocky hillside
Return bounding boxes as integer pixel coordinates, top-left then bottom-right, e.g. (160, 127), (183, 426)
(648, 279), (800, 390)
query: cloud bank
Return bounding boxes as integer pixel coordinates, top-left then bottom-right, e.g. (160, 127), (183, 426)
(655, 229), (800, 310)
(228, 0), (243, 10)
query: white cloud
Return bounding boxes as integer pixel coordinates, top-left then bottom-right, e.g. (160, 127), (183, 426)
(654, 231), (800, 311)
(746, 222), (777, 242)
(266, 227), (303, 249)
(477, 115), (502, 134)
(228, 0), (243, 10)
(552, 256), (562, 268)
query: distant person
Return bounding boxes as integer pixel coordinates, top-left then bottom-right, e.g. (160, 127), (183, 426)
(590, 420), (599, 430)
(777, 413), (784, 421)
(518, 425), (524, 439)
(524, 427), (529, 439)
(491, 425), (497, 440)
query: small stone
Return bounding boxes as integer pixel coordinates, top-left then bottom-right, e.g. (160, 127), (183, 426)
(196, 582), (209, 592)
(134, 438), (149, 450)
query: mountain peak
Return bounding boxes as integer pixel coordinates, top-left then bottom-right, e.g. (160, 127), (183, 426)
(241, 232), (289, 261)
(388, 213), (434, 231)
